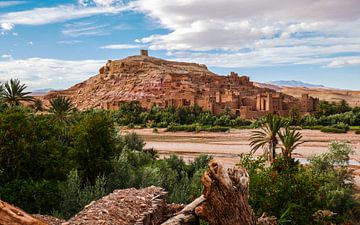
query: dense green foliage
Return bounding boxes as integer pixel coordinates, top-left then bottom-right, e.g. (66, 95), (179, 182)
(249, 100), (360, 134)
(111, 100), (359, 135)
(301, 101), (360, 130)
(1, 80), (359, 223)
(241, 141), (359, 225)
(111, 101), (251, 130)
(166, 124), (230, 132)
(320, 126), (347, 133)
(0, 106), (211, 218)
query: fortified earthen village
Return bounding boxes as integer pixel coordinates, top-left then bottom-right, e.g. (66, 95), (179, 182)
(46, 50), (319, 118)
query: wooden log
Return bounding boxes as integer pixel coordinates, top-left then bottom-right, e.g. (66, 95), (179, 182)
(0, 200), (48, 225)
(161, 195), (206, 225)
(195, 160), (256, 225)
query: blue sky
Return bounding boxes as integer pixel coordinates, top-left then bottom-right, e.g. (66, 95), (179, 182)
(0, 0), (359, 90)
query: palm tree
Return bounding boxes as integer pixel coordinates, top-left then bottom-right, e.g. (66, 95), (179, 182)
(249, 114), (285, 163)
(48, 96), (74, 123)
(278, 128), (304, 167)
(0, 83), (6, 112)
(31, 99), (44, 113)
(0, 82), (4, 95)
(48, 96), (75, 139)
(2, 79), (34, 106)
(0, 82), (4, 101)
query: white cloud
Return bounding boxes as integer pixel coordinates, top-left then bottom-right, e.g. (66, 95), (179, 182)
(101, 44), (146, 49)
(62, 22), (109, 37)
(168, 42), (360, 68)
(0, 1), (26, 8)
(326, 57), (360, 68)
(132, 0), (360, 67)
(0, 58), (105, 90)
(78, 0), (122, 7)
(1, 22), (14, 31)
(0, 3), (131, 26)
(59, 40), (83, 44)
(1, 54), (13, 60)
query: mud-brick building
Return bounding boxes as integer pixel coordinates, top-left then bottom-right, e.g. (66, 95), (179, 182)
(48, 50), (319, 119)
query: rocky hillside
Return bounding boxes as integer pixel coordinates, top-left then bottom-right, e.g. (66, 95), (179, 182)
(44, 54), (275, 110)
(255, 82), (360, 107)
(44, 53), (358, 110)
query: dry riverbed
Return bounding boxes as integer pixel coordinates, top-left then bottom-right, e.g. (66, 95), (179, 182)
(121, 128), (360, 192)
(122, 128), (360, 164)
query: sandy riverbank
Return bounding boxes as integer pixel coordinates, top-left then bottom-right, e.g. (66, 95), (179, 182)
(122, 128), (360, 164)
(121, 128), (360, 191)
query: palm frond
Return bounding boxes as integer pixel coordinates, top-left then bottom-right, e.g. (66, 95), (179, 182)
(2, 79), (34, 106)
(249, 114), (284, 161)
(48, 96), (75, 123)
(279, 128), (304, 157)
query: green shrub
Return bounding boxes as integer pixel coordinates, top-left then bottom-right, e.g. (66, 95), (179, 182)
(59, 170), (106, 219)
(0, 179), (61, 215)
(321, 126), (347, 133)
(230, 117), (252, 126)
(70, 112), (120, 184)
(0, 107), (70, 182)
(333, 122), (350, 131)
(241, 141), (358, 225)
(121, 132), (145, 151)
(288, 126), (302, 130)
(356, 130), (360, 134)
(156, 121), (168, 128)
(214, 115), (231, 126)
(166, 124), (229, 132)
(302, 125), (323, 130)
(153, 128), (159, 133)
(166, 124), (198, 132)
(205, 126), (230, 132)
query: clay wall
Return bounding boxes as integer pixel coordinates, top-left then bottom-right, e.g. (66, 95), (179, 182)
(95, 66), (319, 118)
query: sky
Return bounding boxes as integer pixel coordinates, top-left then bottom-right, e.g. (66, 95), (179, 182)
(0, 0), (359, 91)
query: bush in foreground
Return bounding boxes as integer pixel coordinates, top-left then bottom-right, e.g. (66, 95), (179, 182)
(240, 141), (359, 225)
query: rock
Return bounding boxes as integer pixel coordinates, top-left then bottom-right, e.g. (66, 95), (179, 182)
(65, 186), (168, 225)
(0, 200), (49, 225)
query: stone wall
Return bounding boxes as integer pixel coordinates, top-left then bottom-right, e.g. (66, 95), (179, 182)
(65, 186), (169, 225)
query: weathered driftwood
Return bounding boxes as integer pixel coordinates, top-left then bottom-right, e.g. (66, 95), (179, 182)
(163, 160), (256, 225)
(256, 213), (277, 225)
(195, 160), (256, 225)
(161, 195), (206, 225)
(0, 200), (48, 225)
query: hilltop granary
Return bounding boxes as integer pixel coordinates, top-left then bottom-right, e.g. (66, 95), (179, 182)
(46, 50), (319, 119)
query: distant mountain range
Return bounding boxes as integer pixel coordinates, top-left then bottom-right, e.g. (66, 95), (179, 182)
(253, 81), (360, 107)
(269, 80), (326, 88)
(30, 88), (54, 96)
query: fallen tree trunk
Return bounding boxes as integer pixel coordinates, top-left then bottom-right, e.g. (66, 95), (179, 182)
(194, 160), (256, 225)
(0, 200), (48, 225)
(161, 195), (206, 225)
(163, 160), (256, 225)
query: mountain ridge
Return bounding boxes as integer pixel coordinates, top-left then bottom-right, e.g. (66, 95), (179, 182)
(269, 80), (326, 88)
